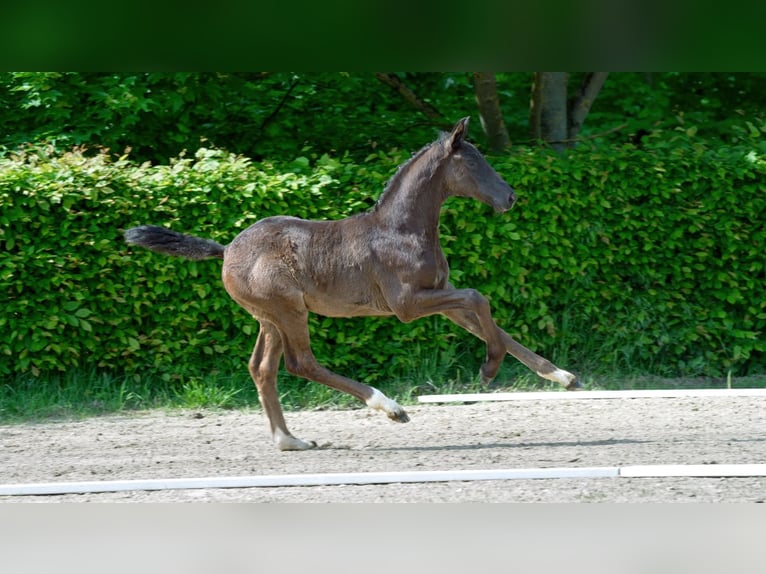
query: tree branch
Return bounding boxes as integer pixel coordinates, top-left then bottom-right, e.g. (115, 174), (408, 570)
(568, 72), (609, 140)
(259, 75), (300, 131)
(375, 73), (449, 127)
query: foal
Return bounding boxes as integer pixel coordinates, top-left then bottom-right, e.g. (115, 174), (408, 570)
(125, 117), (578, 450)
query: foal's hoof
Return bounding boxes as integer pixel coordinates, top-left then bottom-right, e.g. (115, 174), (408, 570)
(480, 372), (494, 386)
(367, 388), (409, 423)
(276, 434), (318, 451)
(388, 407), (410, 423)
(479, 359), (502, 386)
(538, 368), (579, 389)
(566, 379), (583, 391)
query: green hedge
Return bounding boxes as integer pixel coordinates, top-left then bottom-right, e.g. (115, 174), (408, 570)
(2, 135), (764, 384)
(486, 136), (765, 376)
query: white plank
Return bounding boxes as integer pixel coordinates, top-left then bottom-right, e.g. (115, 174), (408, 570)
(0, 467), (619, 496)
(417, 388), (766, 403)
(620, 464), (766, 478)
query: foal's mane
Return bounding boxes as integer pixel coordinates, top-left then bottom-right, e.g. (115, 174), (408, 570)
(371, 132), (449, 212)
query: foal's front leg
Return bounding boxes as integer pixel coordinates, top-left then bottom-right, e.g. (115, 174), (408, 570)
(441, 307), (580, 389)
(390, 287), (508, 383)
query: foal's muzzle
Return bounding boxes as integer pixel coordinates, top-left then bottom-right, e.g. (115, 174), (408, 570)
(494, 187), (517, 213)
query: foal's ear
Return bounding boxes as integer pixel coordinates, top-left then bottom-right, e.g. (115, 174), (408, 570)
(449, 117), (470, 151)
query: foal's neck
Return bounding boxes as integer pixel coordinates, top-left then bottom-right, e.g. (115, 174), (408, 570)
(371, 148), (447, 236)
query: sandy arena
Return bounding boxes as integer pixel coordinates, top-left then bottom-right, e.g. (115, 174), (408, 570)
(1, 394), (764, 502)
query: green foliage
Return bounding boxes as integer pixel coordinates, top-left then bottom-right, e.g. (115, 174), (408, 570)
(5, 73), (765, 165)
(2, 120), (764, 390)
(0, 72), (461, 164)
(483, 129), (766, 376)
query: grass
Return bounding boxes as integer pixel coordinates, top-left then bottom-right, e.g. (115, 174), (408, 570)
(2, 356), (765, 424)
(0, 370), (257, 423)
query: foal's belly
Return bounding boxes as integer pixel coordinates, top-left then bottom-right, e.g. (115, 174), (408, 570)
(302, 289), (395, 319)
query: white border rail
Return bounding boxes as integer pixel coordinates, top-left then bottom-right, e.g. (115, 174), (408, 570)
(2, 464), (766, 496)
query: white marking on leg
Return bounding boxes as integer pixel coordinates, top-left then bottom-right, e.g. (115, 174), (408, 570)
(273, 428), (316, 451)
(366, 388), (398, 413)
(537, 368), (577, 388)
(366, 388), (409, 422)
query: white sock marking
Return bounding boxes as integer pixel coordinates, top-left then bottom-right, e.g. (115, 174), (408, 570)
(538, 368), (576, 387)
(366, 388), (401, 415)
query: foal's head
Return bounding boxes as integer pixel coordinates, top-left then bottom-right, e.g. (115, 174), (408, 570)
(440, 117), (516, 213)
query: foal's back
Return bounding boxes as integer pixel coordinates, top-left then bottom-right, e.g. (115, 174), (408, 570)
(222, 214), (394, 320)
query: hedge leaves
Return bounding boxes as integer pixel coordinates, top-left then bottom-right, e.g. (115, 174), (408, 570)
(2, 133), (764, 382)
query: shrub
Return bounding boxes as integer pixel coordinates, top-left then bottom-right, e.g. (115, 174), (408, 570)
(1, 131), (764, 388)
(484, 133), (765, 375)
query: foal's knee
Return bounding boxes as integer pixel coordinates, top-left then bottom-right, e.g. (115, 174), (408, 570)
(465, 288), (491, 315)
(248, 354), (274, 385)
(247, 355), (259, 379)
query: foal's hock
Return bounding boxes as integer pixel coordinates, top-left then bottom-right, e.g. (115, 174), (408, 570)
(125, 117), (579, 451)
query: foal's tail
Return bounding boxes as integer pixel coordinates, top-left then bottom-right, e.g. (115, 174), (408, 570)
(124, 225), (225, 260)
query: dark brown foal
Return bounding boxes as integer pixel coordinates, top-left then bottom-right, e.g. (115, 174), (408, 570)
(125, 117), (578, 450)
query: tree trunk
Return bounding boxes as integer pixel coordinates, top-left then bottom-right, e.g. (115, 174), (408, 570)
(529, 72), (569, 152)
(472, 72), (510, 152)
(530, 72), (608, 151)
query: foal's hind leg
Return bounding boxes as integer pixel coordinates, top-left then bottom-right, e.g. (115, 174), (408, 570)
(274, 307), (409, 424)
(249, 322), (316, 451)
(441, 308), (579, 389)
